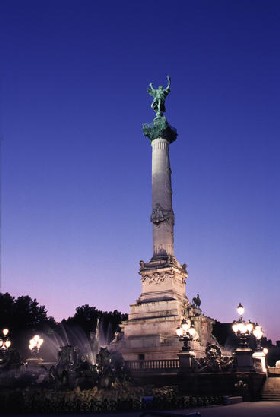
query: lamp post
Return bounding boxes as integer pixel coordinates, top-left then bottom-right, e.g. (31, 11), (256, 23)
(176, 319), (198, 373)
(232, 303), (257, 371)
(232, 303), (254, 371)
(176, 319), (198, 351)
(232, 303), (267, 373)
(232, 303), (254, 348)
(0, 328), (11, 350)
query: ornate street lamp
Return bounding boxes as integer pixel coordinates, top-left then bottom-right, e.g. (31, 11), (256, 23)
(29, 334), (44, 356)
(0, 328), (11, 350)
(232, 303), (254, 348)
(176, 319), (198, 373)
(176, 319), (198, 352)
(232, 303), (267, 372)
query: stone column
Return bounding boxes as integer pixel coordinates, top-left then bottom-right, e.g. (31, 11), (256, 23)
(151, 137), (174, 259)
(142, 77), (177, 262)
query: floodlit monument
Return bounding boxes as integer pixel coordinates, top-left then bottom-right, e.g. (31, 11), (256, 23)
(111, 77), (215, 361)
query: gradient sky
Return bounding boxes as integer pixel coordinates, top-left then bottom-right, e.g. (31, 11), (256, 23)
(1, 1), (280, 342)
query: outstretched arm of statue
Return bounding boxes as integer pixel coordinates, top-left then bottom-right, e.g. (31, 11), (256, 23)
(166, 75), (171, 90)
(148, 82), (154, 95)
(161, 76), (171, 98)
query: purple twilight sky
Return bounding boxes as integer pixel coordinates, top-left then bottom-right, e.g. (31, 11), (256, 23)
(1, 0), (280, 342)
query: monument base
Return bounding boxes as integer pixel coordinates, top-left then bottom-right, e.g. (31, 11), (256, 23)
(110, 258), (216, 361)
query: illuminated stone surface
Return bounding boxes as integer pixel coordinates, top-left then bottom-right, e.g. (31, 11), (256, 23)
(110, 80), (215, 361)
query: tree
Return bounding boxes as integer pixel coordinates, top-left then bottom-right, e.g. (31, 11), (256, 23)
(63, 305), (128, 344)
(0, 292), (15, 329)
(13, 295), (57, 330)
(0, 292), (57, 358)
(65, 304), (100, 334)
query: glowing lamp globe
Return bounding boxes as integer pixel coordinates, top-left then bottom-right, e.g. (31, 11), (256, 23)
(237, 303), (244, 316)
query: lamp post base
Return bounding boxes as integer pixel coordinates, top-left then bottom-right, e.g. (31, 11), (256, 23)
(178, 351), (195, 373)
(235, 348), (254, 371)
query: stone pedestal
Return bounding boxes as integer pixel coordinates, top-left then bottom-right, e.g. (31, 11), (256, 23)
(139, 257), (187, 304)
(178, 351), (195, 373)
(115, 256), (188, 361)
(235, 348), (254, 371)
(252, 350), (267, 373)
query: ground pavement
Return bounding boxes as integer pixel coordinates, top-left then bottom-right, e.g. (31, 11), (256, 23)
(7, 402), (280, 417)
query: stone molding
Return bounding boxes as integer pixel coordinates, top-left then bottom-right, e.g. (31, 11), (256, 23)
(142, 272), (186, 286)
(140, 257), (187, 274)
(141, 270), (174, 285)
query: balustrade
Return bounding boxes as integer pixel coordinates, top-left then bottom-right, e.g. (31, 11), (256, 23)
(126, 359), (179, 370)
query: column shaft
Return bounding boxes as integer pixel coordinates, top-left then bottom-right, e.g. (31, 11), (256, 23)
(151, 138), (174, 258)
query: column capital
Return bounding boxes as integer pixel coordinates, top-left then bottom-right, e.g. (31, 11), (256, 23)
(143, 115), (177, 143)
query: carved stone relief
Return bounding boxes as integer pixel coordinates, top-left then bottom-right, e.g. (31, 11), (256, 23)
(141, 270), (175, 285)
(150, 203), (174, 226)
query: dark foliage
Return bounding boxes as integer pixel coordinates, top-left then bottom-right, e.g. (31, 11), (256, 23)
(212, 322), (235, 347)
(63, 304), (128, 344)
(0, 293), (127, 361)
(0, 292), (58, 359)
(0, 384), (224, 414)
(0, 293), (56, 331)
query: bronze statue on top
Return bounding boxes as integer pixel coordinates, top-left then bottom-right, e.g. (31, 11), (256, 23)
(143, 75), (177, 143)
(148, 75), (171, 117)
